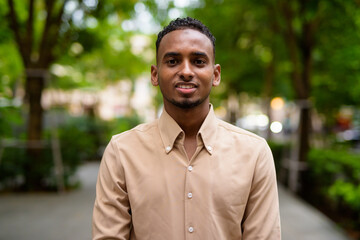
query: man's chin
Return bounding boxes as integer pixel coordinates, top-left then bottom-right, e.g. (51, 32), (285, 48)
(171, 99), (201, 109)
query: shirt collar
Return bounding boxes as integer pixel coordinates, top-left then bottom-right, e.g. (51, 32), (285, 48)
(158, 104), (218, 155)
(197, 105), (218, 155)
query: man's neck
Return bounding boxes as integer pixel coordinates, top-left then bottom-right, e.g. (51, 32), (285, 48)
(164, 103), (210, 138)
(164, 102), (210, 160)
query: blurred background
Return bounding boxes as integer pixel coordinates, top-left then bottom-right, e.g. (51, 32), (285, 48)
(0, 0), (359, 239)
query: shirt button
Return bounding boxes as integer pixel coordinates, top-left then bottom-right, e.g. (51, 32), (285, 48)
(188, 166), (193, 172)
(207, 145), (212, 152)
(187, 192), (193, 199)
(165, 146), (171, 152)
(188, 227), (194, 233)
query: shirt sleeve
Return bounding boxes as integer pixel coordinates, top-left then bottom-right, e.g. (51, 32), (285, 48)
(241, 140), (281, 240)
(92, 138), (132, 240)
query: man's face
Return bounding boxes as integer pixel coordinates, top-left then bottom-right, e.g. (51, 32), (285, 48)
(151, 29), (221, 110)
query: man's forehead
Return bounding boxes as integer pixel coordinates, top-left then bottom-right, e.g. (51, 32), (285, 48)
(160, 28), (212, 45)
(157, 29), (214, 58)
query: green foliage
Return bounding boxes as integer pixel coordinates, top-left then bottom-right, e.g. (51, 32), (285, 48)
(106, 114), (142, 139)
(0, 0), (150, 92)
(329, 180), (360, 211)
(308, 148), (360, 185)
(308, 1), (360, 127)
(0, 42), (24, 96)
(0, 111), (142, 191)
(58, 116), (99, 162)
(0, 106), (23, 137)
(55, 114), (142, 186)
(0, 147), (53, 191)
(307, 148), (360, 229)
(50, 6), (152, 89)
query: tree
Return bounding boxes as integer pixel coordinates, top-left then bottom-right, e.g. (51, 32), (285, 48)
(1, 0), (143, 189)
(3, 0), (71, 188)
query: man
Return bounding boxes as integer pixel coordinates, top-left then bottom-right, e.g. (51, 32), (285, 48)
(93, 17), (281, 239)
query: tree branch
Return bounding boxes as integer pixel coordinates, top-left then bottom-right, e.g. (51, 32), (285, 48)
(38, 0), (55, 66)
(25, 0), (35, 64)
(39, 0), (68, 67)
(299, 0), (322, 99)
(6, 0), (27, 65)
(280, 0), (305, 99)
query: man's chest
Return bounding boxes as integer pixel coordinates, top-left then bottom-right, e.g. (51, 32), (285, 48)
(122, 144), (256, 216)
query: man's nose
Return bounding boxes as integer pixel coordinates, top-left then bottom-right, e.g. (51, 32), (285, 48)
(179, 61), (194, 81)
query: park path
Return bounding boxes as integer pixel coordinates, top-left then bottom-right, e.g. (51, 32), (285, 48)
(0, 162), (352, 240)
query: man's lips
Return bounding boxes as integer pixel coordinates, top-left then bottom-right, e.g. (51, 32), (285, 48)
(175, 83), (197, 94)
(176, 84), (196, 89)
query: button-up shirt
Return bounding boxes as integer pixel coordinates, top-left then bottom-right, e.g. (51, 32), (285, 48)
(92, 105), (281, 240)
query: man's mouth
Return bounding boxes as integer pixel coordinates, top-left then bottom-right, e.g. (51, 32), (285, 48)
(175, 83), (197, 94)
(177, 84), (195, 89)
(176, 83), (197, 89)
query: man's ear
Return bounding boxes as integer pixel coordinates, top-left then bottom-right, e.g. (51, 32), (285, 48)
(212, 64), (221, 87)
(151, 65), (159, 86)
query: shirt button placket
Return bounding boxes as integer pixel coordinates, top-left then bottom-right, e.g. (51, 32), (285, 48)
(185, 164), (194, 239)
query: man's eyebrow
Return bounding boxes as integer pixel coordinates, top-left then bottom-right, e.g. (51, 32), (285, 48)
(163, 52), (181, 58)
(163, 51), (209, 58)
(192, 51), (208, 58)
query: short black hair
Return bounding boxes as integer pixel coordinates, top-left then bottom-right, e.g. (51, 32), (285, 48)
(156, 17), (216, 59)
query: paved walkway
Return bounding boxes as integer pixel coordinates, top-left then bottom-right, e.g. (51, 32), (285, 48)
(0, 162), (352, 240)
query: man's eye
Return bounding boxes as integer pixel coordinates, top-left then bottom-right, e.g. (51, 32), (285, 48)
(167, 59), (177, 65)
(194, 59), (206, 65)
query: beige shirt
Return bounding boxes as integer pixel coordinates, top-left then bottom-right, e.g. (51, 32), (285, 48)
(93, 106), (281, 240)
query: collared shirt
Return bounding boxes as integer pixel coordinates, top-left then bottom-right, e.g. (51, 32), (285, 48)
(92, 105), (281, 240)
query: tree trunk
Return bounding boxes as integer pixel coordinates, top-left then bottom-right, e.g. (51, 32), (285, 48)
(27, 76), (44, 141)
(279, 0), (318, 192)
(298, 104), (310, 163)
(263, 60), (275, 140)
(24, 75), (45, 190)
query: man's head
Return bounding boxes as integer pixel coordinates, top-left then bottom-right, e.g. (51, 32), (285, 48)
(151, 18), (221, 111)
(156, 17), (216, 62)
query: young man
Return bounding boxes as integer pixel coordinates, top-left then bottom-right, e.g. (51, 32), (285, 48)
(93, 17), (281, 240)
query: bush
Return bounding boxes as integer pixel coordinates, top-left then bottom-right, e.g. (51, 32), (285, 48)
(329, 180), (360, 211)
(0, 106), (24, 138)
(0, 112), (142, 191)
(58, 116), (102, 162)
(0, 146), (55, 191)
(107, 115), (142, 138)
(307, 148), (360, 230)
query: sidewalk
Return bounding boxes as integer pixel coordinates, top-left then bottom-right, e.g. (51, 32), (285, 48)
(278, 185), (351, 240)
(0, 162), (352, 240)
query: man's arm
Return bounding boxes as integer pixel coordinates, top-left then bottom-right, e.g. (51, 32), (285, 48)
(242, 140), (281, 239)
(92, 138), (132, 240)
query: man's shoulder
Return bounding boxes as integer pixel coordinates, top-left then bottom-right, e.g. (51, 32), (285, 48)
(112, 119), (158, 142)
(217, 118), (266, 144)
